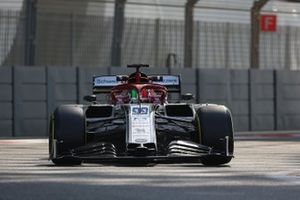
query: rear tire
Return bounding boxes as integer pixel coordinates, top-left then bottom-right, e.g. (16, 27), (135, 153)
(196, 104), (234, 166)
(49, 105), (85, 166)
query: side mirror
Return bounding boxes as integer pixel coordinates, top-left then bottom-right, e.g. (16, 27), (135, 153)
(181, 93), (194, 101)
(84, 95), (96, 102)
(150, 76), (163, 82)
(117, 75), (128, 82)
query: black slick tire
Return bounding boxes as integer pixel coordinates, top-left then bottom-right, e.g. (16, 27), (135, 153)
(49, 105), (85, 166)
(196, 104), (234, 166)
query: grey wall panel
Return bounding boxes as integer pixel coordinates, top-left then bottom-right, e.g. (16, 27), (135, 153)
(230, 70), (249, 131)
(230, 70), (249, 104)
(79, 67), (110, 79)
(231, 85), (248, 100)
(198, 69), (250, 131)
(19, 67), (46, 83)
(23, 120), (47, 136)
(23, 102), (47, 119)
(198, 69), (229, 84)
(22, 85), (46, 101)
(0, 121), (12, 137)
(250, 70), (274, 131)
(170, 68), (196, 83)
(276, 70), (300, 130)
(255, 85), (274, 99)
(275, 71), (284, 130)
(282, 116), (300, 130)
(13, 67), (48, 137)
(198, 69), (230, 104)
(0, 67), (12, 136)
(281, 101), (300, 113)
(54, 85), (77, 101)
(253, 116), (274, 131)
(13, 67), (23, 136)
(200, 85), (228, 101)
(0, 103), (12, 120)
(50, 67), (77, 83)
(230, 101), (249, 115)
(254, 101), (274, 114)
(282, 85), (300, 99)
(0, 85), (12, 101)
(280, 71), (300, 84)
(230, 70), (248, 84)
(0, 68), (12, 83)
(254, 71), (274, 83)
(233, 116), (249, 131)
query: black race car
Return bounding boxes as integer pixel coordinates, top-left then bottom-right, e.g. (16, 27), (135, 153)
(49, 64), (234, 166)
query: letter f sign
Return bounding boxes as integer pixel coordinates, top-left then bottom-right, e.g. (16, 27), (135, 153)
(261, 15), (277, 32)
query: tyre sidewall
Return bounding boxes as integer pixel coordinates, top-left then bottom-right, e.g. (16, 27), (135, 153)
(49, 105), (85, 160)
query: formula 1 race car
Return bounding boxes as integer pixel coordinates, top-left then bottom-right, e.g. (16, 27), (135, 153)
(49, 64), (234, 166)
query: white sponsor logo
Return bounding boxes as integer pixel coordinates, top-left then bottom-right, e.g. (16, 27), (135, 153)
(132, 107), (149, 115)
(134, 138), (148, 143)
(94, 76), (119, 86)
(153, 75), (179, 86)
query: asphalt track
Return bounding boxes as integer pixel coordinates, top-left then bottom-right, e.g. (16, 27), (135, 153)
(0, 133), (299, 200)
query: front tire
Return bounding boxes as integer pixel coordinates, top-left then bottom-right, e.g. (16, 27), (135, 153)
(49, 105), (85, 166)
(196, 104), (234, 166)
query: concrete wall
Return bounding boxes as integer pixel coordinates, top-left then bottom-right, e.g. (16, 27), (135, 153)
(197, 69), (250, 131)
(250, 70), (275, 131)
(0, 68), (13, 137)
(275, 70), (300, 130)
(1, 66), (300, 137)
(14, 67), (47, 136)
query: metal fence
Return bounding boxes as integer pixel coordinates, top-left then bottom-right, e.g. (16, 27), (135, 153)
(0, 10), (25, 66)
(1, 9), (300, 69)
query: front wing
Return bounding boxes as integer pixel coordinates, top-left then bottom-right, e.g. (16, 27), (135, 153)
(52, 139), (233, 164)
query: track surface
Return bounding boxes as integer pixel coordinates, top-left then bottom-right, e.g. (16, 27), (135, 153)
(0, 135), (299, 200)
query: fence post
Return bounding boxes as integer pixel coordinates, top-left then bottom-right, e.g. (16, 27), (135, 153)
(184, 0), (199, 68)
(24, 0), (37, 66)
(250, 0), (270, 69)
(194, 21), (200, 68)
(154, 19), (160, 67)
(284, 26), (291, 70)
(111, 0), (126, 67)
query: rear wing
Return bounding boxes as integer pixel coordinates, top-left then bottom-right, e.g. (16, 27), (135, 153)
(151, 75), (181, 93)
(93, 75), (181, 94)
